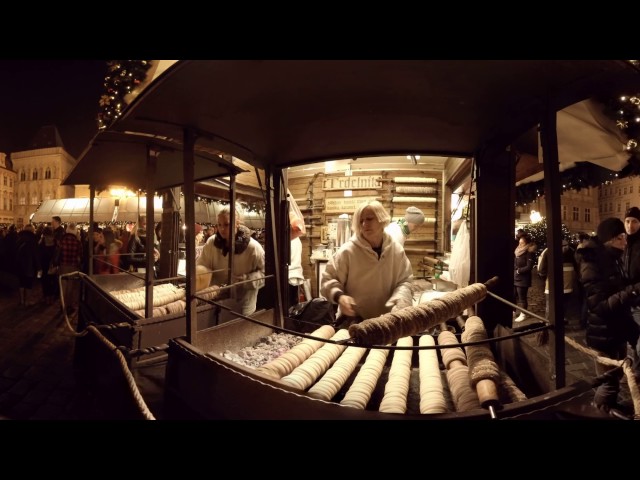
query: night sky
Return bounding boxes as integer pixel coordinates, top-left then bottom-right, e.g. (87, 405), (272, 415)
(0, 60), (108, 159)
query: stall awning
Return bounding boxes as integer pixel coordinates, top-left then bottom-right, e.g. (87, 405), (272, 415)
(30, 196), (266, 227)
(30, 198), (116, 224)
(62, 131), (244, 190)
(111, 60), (640, 168)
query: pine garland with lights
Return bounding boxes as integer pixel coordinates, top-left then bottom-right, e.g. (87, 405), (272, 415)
(97, 60), (152, 130)
(515, 161), (619, 206)
(520, 218), (571, 261)
(600, 89), (640, 178)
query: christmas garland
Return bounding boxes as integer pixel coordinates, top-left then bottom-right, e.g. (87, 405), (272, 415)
(97, 60), (152, 130)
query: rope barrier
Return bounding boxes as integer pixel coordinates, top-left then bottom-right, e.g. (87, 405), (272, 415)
(86, 325), (156, 420)
(54, 271), (154, 419)
(485, 288), (639, 419)
(564, 335), (640, 420)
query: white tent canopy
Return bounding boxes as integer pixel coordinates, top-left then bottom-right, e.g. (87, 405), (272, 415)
(30, 198), (115, 223)
(516, 98), (630, 186)
(30, 197), (265, 228)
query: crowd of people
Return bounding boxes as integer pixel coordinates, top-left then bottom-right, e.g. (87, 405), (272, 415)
(514, 208), (640, 418)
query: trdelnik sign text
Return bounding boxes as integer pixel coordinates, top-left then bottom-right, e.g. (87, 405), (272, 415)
(322, 175), (381, 191)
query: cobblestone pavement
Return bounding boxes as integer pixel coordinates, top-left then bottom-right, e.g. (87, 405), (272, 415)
(518, 271), (596, 381)
(0, 278), (109, 420)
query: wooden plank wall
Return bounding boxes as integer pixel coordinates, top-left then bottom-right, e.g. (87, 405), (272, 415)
(288, 169), (445, 297)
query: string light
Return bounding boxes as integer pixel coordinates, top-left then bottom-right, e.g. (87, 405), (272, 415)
(97, 60), (152, 130)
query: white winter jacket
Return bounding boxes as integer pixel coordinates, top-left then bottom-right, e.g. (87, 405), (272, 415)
(196, 234), (265, 315)
(320, 231), (413, 321)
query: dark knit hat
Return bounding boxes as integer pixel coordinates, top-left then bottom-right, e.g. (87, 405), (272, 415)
(624, 206), (640, 221)
(405, 206), (425, 226)
(597, 217), (625, 243)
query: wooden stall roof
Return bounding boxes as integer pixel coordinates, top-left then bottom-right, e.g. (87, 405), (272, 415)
(110, 60), (640, 170)
(62, 130), (245, 190)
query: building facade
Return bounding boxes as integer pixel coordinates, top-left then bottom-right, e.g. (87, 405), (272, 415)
(516, 186), (601, 236)
(0, 152), (16, 225)
(10, 126), (76, 227)
(599, 176), (640, 221)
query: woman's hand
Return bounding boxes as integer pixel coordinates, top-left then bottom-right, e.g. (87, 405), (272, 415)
(338, 295), (358, 316)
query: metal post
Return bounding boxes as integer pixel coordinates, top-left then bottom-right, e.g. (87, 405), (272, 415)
(144, 147), (157, 320)
(541, 105), (566, 389)
(183, 129), (197, 344)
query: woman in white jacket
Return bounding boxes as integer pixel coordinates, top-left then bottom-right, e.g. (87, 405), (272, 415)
(321, 200), (413, 326)
(197, 204), (265, 316)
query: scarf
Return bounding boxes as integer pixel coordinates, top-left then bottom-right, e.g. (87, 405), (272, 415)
(213, 224), (252, 256)
(514, 243), (528, 257)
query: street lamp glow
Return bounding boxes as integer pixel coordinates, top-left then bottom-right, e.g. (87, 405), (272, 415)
(530, 210), (542, 223)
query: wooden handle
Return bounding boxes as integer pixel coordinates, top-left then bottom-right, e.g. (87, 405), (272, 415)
(484, 276), (499, 290)
(476, 378), (499, 407)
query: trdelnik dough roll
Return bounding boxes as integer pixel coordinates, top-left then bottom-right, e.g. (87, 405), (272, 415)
(348, 283), (487, 345)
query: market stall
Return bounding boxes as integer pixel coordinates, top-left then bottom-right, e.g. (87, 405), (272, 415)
(78, 60), (640, 419)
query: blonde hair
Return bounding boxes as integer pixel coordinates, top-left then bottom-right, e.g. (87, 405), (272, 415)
(218, 203), (244, 224)
(352, 200), (390, 233)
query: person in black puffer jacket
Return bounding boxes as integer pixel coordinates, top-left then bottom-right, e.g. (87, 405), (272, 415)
(575, 217), (640, 414)
(622, 206), (640, 379)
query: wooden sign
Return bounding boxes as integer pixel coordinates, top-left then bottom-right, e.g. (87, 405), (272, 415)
(322, 175), (381, 191)
(324, 196), (378, 213)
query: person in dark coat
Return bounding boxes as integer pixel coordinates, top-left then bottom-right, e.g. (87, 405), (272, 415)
(537, 239), (577, 322)
(2, 224), (18, 275)
(513, 233), (536, 322)
(126, 217), (159, 276)
(38, 226), (58, 304)
(16, 224), (41, 306)
(622, 206), (640, 378)
(51, 216), (65, 244)
(575, 232), (592, 329)
(575, 217), (640, 416)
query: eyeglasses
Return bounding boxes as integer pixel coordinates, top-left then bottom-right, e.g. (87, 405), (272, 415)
(614, 233), (627, 241)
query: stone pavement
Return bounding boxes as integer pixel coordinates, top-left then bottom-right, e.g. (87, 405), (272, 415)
(0, 278), (109, 420)
(517, 270), (597, 382)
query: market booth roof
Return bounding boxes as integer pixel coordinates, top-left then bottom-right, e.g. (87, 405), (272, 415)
(30, 198), (115, 223)
(111, 60), (640, 169)
(62, 130), (244, 190)
(30, 196), (266, 226)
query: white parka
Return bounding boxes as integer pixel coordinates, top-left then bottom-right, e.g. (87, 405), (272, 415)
(320, 231), (413, 321)
(196, 234), (265, 315)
